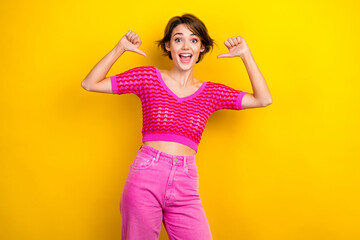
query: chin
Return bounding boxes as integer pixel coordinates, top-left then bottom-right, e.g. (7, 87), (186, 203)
(177, 64), (195, 71)
(175, 59), (197, 70)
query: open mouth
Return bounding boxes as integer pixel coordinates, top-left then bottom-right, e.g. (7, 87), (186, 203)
(179, 53), (192, 63)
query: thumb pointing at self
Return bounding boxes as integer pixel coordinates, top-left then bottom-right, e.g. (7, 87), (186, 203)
(130, 47), (147, 57)
(217, 53), (232, 58)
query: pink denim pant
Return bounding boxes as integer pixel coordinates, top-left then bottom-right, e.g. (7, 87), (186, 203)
(120, 144), (213, 240)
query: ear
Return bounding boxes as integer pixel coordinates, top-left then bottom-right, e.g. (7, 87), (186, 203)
(165, 41), (170, 51)
(200, 44), (205, 52)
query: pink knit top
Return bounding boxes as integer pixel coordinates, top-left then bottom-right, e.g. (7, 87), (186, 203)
(110, 66), (247, 152)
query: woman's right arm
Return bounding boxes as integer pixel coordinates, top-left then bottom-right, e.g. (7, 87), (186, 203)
(81, 31), (146, 93)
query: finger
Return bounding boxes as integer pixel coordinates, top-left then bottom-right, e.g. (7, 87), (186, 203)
(126, 30), (132, 38)
(217, 53), (232, 58)
(134, 36), (142, 45)
(125, 32), (133, 41)
(132, 34), (141, 45)
(228, 38), (235, 47)
(232, 37), (238, 45)
(129, 31), (137, 39)
(131, 47), (147, 57)
(129, 32), (137, 43)
(224, 40), (231, 49)
(236, 36), (241, 43)
(130, 36), (138, 44)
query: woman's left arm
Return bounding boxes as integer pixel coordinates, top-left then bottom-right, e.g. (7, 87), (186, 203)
(218, 36), (272, 108)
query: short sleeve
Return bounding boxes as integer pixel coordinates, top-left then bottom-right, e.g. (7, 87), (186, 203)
(213, 83), (248, 111)
(110, 66), (154, 96)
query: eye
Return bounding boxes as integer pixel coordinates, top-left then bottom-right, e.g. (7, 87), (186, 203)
(191, 39), (198, 43)
(175, 38), (182, 42)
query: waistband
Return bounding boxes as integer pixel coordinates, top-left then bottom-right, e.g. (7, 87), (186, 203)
(138, 144), (196, 164)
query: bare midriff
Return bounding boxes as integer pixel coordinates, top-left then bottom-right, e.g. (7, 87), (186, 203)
(143, 141), (197, 156)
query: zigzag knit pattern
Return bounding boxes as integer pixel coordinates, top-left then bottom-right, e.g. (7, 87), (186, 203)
(110, 66), (247, 152)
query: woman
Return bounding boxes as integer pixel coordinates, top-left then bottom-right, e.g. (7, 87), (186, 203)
(81, 13), (272, 240)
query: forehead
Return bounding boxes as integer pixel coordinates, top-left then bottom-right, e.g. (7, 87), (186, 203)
(171, 24), (198, 37)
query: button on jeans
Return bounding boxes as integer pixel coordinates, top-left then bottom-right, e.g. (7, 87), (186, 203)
(120, 144), (213, 240)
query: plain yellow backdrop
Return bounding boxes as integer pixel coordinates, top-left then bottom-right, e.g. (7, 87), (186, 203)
(1, 0), (359, 239)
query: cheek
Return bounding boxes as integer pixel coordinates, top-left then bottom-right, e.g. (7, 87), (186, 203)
(193, 46), (202, 54)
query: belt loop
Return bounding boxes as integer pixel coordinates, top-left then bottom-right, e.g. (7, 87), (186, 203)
(155, 150), (161, 162)
(184, 156), (187, 168)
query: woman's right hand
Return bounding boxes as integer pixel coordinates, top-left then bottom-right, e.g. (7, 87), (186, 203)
(117, 30), (146, 57)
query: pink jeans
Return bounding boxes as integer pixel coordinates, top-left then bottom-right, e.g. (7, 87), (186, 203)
(120, 144), (213, 240)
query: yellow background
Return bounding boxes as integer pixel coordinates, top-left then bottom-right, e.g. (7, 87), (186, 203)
(1, 0), (359, 239)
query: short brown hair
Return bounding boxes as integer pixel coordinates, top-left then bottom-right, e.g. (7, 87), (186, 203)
(156, 13), (214, 63)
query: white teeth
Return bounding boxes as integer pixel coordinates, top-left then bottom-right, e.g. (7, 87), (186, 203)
(180, 54), (192, 57)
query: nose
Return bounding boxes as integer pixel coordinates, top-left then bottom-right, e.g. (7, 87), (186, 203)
(182, 40), (190, 50)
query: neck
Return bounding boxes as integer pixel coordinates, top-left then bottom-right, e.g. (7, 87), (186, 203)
(168, 65), (194, 87)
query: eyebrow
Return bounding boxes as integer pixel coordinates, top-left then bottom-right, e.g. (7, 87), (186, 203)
(173, 33), (197, 37)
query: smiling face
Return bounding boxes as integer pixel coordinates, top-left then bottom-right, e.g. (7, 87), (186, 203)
(165, 24), (205, 71)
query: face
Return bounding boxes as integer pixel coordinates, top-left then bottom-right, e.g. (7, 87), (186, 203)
(165, 23), (205, 71)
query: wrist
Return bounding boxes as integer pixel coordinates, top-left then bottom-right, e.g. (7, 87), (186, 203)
(114, 43), (126, 56)
(240, 50), (253, 61)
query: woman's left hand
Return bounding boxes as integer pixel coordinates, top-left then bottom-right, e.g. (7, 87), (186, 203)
(217, 36), (251, 59)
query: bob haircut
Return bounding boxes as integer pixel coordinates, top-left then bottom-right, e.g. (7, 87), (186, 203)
(156, 13), (214, 63)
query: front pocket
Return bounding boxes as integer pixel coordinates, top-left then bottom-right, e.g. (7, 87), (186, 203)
(131, 152), (154, 170)
(185, 162), (199, 179)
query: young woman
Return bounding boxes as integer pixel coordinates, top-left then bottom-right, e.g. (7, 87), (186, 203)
(81, 13), (272, 240)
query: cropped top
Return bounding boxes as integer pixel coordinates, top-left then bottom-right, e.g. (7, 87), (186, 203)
(110, 66), (247, 152)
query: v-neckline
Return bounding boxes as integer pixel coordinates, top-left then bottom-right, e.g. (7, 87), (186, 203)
(154, 67), (208, 102)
